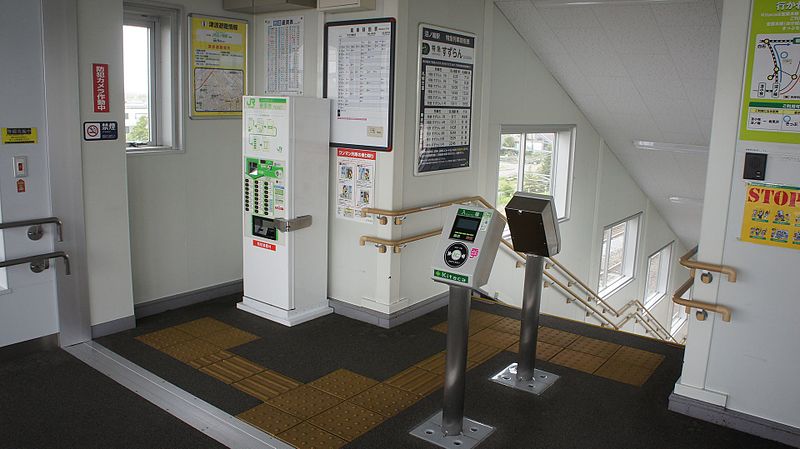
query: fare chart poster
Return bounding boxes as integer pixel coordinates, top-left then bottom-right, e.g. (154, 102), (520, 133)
(190, 15), (248, 118)
(740, 0), (800, 143)
(740, 182), (800, 250)
(415, 25), (476, 175)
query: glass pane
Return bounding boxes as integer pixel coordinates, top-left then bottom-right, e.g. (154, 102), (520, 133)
(123, 25), (151, 144)
(645, 252), (661, 300)
(672, 300), (687, 323)
(599, 228), (610, 290)
(606, 222), (626, 286)
(522, 133), (554, 195)
(497, 133), (521, 211)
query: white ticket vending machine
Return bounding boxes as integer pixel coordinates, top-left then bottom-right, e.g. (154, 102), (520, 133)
(237, 96), (332, 326)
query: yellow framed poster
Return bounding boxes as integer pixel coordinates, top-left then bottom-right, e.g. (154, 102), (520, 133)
(189, 15), (247, 118)
(740, 182), (800, 250)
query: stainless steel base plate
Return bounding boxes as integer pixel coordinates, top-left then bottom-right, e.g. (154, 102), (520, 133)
(490, 363), (559, 395)
(410, 411), (495, 449)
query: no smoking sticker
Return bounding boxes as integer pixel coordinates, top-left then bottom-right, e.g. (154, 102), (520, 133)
(83, 121), (118, 141)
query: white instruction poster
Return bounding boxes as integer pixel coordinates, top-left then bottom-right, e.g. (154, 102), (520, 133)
(415, 25), (476, 175)
(336, 148), (376, 223)
(265, 16), (303, 96)
(325, 19), (395, 151)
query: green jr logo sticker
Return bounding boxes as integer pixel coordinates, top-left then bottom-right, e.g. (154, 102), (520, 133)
(434, 269), (469, 284)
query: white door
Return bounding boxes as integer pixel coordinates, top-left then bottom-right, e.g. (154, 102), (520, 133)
(0, 0), (90, 348)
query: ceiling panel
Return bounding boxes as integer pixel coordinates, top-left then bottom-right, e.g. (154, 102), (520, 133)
(495, 0), (722, 246)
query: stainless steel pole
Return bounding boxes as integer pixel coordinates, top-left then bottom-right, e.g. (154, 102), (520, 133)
(516, 254), (543, 381)
(441, 285), (471, 436)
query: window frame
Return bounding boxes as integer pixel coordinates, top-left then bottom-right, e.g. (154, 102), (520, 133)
(123, 2), (184, 155)
(671, 294), (689, 334)
(497, 124), (575, 221)
(643, 242), (674, 309)
(597, 213), (641, 297)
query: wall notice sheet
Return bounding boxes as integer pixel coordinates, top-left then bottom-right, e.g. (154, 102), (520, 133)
(190, 15), (247, 118)
(325, 19), (395, 151)
(415, 25), (476, 175)
(740, 1), (800, 144)
(336, 148), (376, 223)
(740, 182), (800, 250)
(265, 16), (303, 96)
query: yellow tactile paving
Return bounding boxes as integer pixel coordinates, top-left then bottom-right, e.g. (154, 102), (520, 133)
(470, 327), (519, 349)
(349, 383), (421, 418)
(278, 422), (347, 449)
(237, 403), (302, 435)
(466, 340), (503, 364)
(489, 317), (521, 336)
(307, 402), (385, 442)
(308, 369), (378, 400)
(267, 385), (343, 420)
(550, 349), (607, 374)
(469, 310), (504, 331)
(507, 340), (565, 361)
(160, 339), (222, 363)
(595, 360), (656, 386)
(187, 350), (235, 369)
(199, 356), (265, 384)
(200, 327), (259, 350)
(174, 317), (233, 337)
(233, 370), (302, 402)
(415, 352), (478, 374)
(384, 367), (442, 397)
(430, 321), (449, 334)
(135, 327), (194, 349)
(567, 336), (622, 359)
(538, 327), (580, 347)
(608, 346), (665, 371)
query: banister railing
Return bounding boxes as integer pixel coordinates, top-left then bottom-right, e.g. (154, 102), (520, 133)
(0, 216), (63, 242)
(679, 246), (737, 282)
(671, 246), (734, 323)
(358, 196), (683, 343)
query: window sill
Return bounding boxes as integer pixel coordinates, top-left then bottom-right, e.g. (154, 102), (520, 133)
(598, 276), (634, 300)
(671, 317), (687, 335)
(126, 146), (185, 156)
(644, 293), (666, 310)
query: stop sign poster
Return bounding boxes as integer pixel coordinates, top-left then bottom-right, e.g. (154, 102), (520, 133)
(740, 182), (800, 250)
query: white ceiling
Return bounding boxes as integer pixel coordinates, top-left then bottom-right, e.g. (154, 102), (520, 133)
(495, 0), (724, 246)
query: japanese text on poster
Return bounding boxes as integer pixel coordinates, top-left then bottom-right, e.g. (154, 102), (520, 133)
(325, 19), (395, 151)
(93, 63), (109, 113)
(740, 182), (800, 250)
(336, 148), (376, 223)
(265, 16), (304, 96)
(415, 25), (476, 175)
(190, 15), (247, 117)
(740, 0), (800, 144)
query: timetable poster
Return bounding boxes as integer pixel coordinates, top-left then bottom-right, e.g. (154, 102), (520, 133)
(415, 25), (476, 175)
(336, 148), (376, 223)
(325, 19), (395, 151)
(265, 16), (303, 96)
(190, 15), (247, 118)
(740, 182), (800, 250)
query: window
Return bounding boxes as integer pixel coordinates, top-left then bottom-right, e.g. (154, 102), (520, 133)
(123, 3), (183, 153)
(497, 125), (574, 220)
(671, 299), (688, 334)
(644, 243), (673, 308)
(598, 214), (640, 295)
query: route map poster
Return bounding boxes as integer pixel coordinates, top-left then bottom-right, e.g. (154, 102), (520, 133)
(415, 25), (476, 175)
(335, 148), (376, 224)
(190, 15), (247, 118)
(740, 1), (800, 143)
(740, 182), (800, 250)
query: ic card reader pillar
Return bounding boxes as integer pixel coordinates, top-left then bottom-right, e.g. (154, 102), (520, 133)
(491, 192), (561, 395)
(410, 204), (504, 449)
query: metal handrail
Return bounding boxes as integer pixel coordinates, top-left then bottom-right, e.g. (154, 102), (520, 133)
(545, 257), (620, 318)
(672, 277), (732, 322)
(679, 246), (737, 282)
(360, 196), (485, 225)
(544, 271), (618, 329)
(0, 217), (63, 241)
(0, 251), (71, 275)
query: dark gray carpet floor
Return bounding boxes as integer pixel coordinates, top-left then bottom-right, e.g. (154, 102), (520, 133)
(92, 294), (789, 449)
(0, 346), (224, 449)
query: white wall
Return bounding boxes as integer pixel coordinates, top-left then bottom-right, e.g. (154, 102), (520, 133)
(125, 1), (252, 304)
(77, 0), (135, 325)
(675, 0), (800, 432)
(483, 6), (686, 336)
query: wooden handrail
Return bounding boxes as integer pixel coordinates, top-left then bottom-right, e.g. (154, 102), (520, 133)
(544, 272), (618, 329)
(546, 257), (621, 318)
(359, 229), (443, 253)
(680, 246), (737, 282)
(360, 196), (485, 225)
(672, 277), (732, 322)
